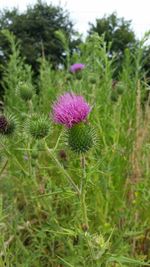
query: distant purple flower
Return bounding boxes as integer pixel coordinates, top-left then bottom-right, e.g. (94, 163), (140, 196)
(70, 63), (85, 73)
(52, 92), (91, 128)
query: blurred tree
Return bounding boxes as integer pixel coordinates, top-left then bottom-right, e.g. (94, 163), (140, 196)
(142, 45), (150, 79)
(0, 0), (81, 97)
(88, 13), (137, 76)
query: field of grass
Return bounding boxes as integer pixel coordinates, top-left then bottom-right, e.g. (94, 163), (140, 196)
(0, 31), (150, 266)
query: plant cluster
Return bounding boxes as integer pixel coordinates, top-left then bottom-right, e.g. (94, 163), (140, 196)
(0, 31), (150, 267)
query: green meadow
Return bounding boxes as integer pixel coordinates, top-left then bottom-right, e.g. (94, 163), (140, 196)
(0, 30), (150, 266)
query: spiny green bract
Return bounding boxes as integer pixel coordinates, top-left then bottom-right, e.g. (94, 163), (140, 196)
(67, 122), (96, 153)
(29, 115), (50, 139)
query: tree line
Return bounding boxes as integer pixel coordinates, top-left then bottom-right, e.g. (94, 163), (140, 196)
(0, 0), (150, 97)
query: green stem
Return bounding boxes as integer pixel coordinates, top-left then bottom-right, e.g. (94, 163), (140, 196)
(0, 159), (8, 177)
(81, 190), (89, 229)
(80, 154), (89, 230)
(0, 142), (29, 176)
(28, 99), (33, 114)
(53, 130), (63, 151)
(45, 142), (80, 195)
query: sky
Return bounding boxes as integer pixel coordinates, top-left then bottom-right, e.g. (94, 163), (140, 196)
(0, 0), (150, 39)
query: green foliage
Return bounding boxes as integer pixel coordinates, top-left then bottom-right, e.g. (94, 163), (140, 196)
(88, 13), (137, 77)
(89, 12), (136, 52)
(0, 0), (77, 97)
(1, 30), (33, 112)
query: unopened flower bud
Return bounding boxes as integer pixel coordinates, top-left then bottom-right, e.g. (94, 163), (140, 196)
(29, 115), (50, 139)
(20, 83), (33, 101)
(116, 81), (124, 95)
(110, 91), (118, 102)
(89, 76), (97, 84)
(68, 122), (96, 153)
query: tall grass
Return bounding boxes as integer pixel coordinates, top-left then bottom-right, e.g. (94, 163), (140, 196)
(0, 31), (150, 266)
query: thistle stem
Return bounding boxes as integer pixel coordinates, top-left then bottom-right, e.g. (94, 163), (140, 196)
(80, 154), (89, 230)
(28, 100), (33, 114)
(0, 142), (29, 176)
(0, 159), (8, 177)
(44, 142), (80, 195)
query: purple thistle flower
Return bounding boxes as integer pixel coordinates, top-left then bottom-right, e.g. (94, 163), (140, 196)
(70, 63), (85, 73)
(52, 92), (91, 128)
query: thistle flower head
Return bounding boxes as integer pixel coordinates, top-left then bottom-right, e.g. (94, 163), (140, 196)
(52, 92), (91, 128)
(0, 114), (17, 135)
(0, 115), (8, 134)
(70, 63), (85, 73)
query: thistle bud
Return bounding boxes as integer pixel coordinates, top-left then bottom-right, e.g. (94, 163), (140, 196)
(29, 115), (50, 139)
(110, 91), (118, 102)
(68, 122), (96, 153)
(116, 82), (124, 95)
(89, 76), (97, 84)
(0, 114), (17, 135)
(20, 83), (33, 101)
(66, 74), (72, 81)
(75, 71), (82, 80)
